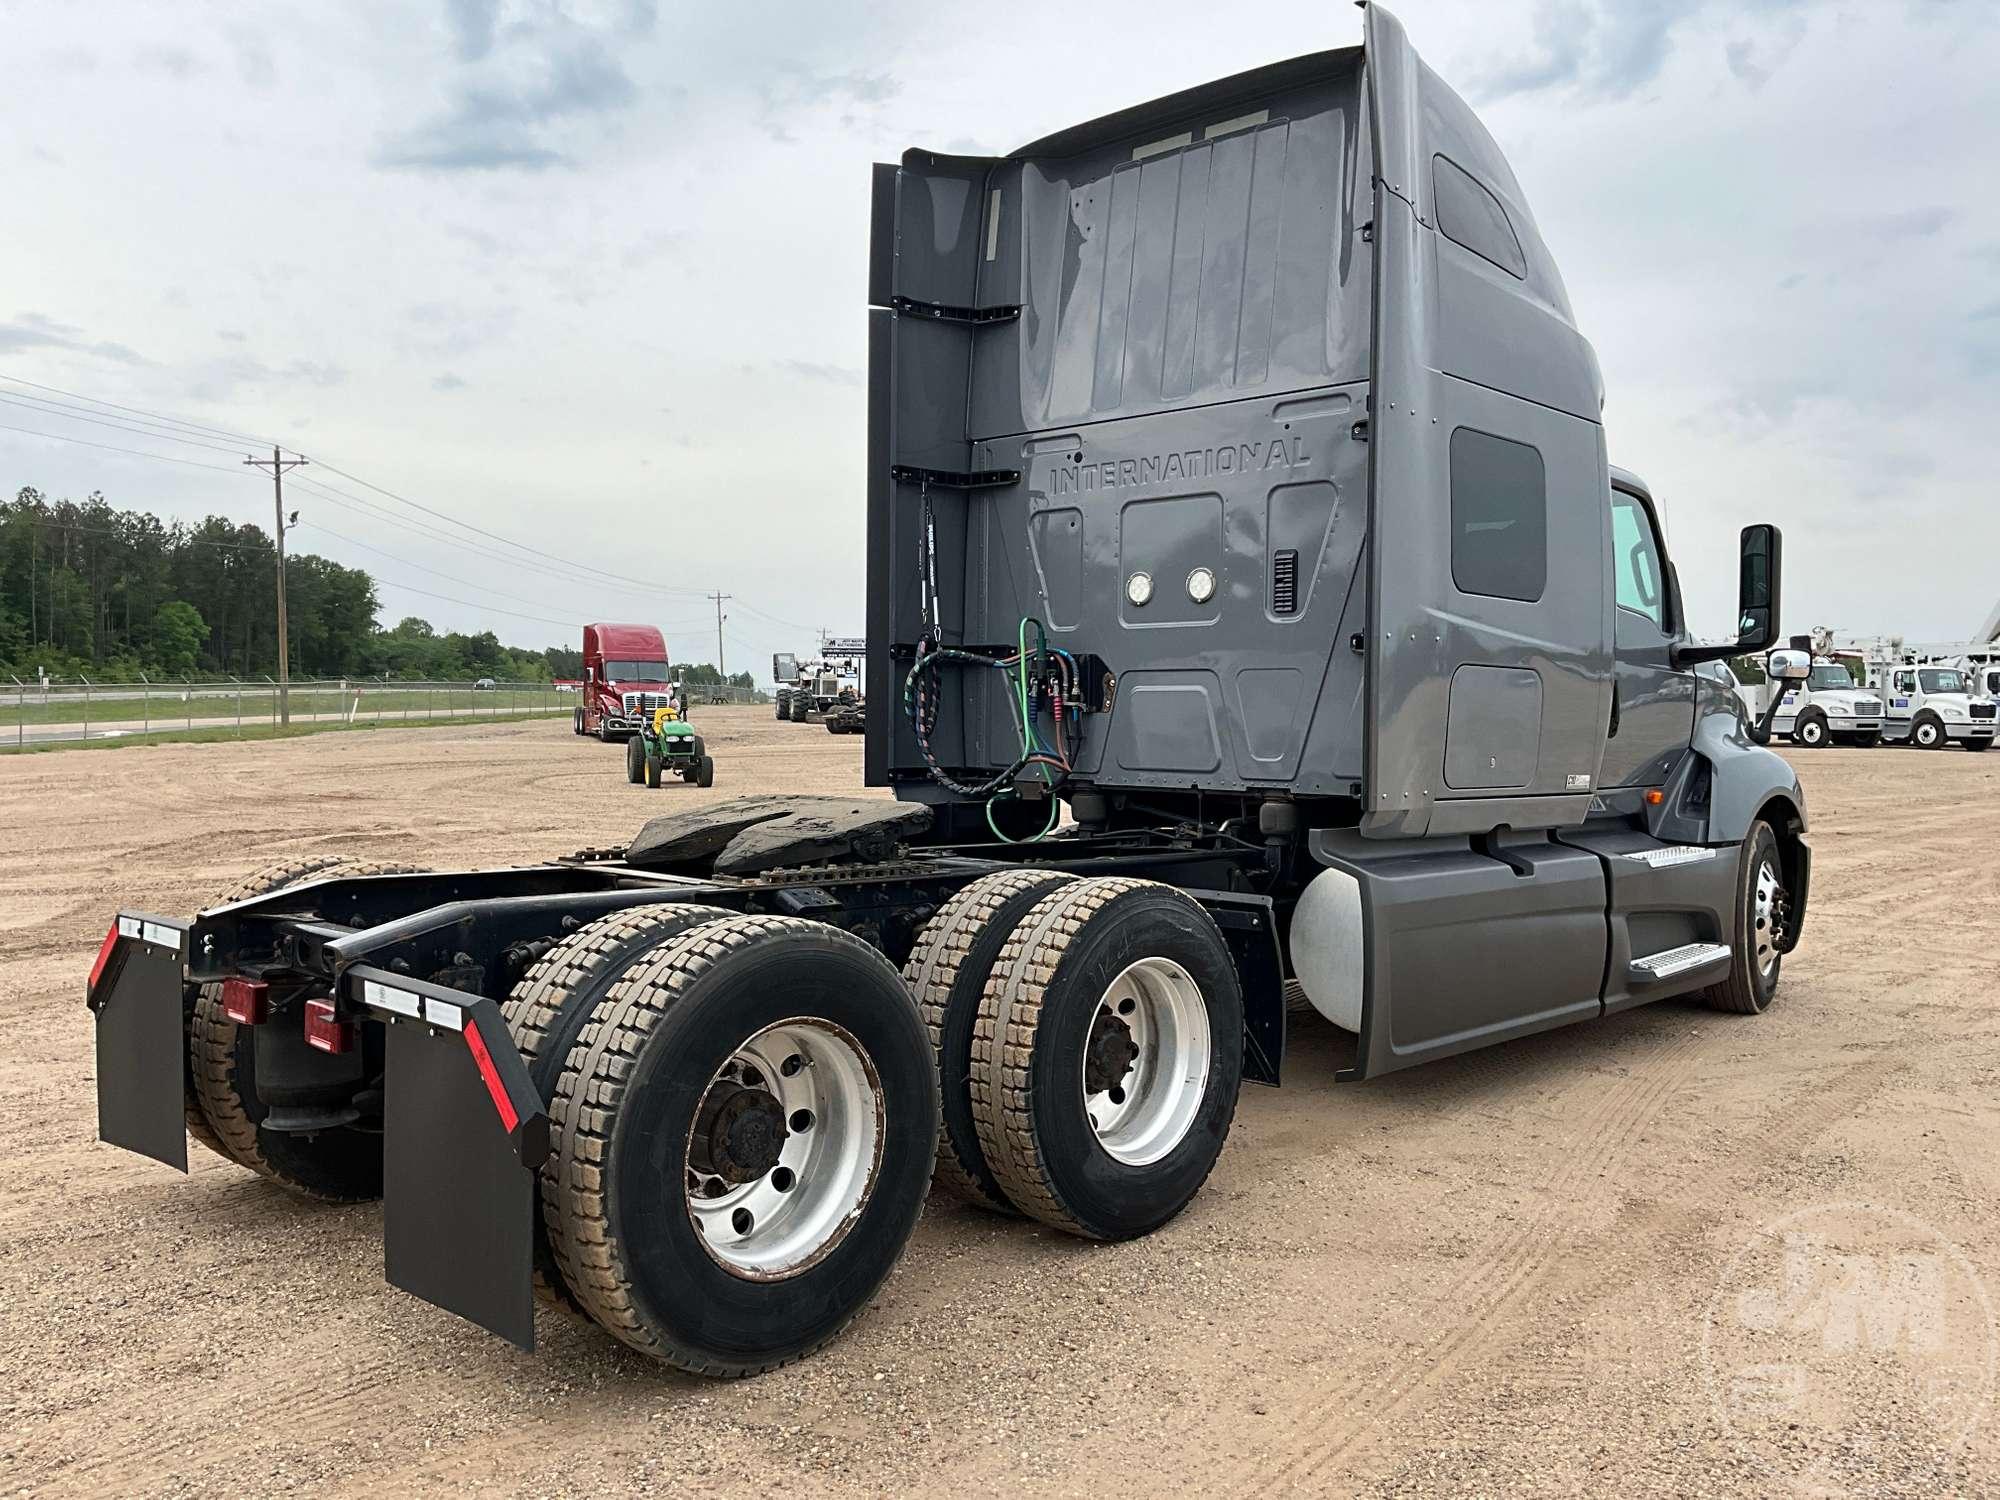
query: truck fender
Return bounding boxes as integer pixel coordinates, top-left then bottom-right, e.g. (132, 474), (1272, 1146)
(1687, 703), (1809, 846)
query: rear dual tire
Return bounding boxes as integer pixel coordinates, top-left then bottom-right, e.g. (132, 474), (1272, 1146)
(906, 873), (1244, 1242)
(537, 915), (937, 1376)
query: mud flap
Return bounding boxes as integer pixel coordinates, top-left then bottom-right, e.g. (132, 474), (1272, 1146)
(88, 914), (190, 1172)
(350, 967), (549, 1352)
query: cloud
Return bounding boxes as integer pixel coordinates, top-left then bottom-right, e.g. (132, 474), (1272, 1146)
(1470, 0), (1713, 103)
(186, 354), (347, 402)
(433, 372), (469, 391)
(374, 7), (642, 172)
(774, 359), (863, 387)
(133, 44), (203, 79)
(1861, 206), (1954, 241)
(755, 66), (898, 142)
(446, 0), (498, 62)
(0, 311), (149, 364)
(398, 301), (517, 359)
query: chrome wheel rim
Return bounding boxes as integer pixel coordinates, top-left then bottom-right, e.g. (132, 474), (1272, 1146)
(1082, 957), (1211, 1167)
(1752, 856), (1783, 980)
(683, 1018), (882, 1281)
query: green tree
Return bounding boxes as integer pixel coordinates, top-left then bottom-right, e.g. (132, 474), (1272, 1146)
(148, 600), (207, 675)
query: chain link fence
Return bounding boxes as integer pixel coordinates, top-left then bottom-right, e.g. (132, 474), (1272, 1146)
(3, 678), (577, 748)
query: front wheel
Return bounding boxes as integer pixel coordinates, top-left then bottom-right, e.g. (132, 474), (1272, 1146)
(1793, 712), (1828, 748)
(1964, 737), (1992, 753)
(695, 755), (715, 788)
(540, 916), (938, 1376)
(644, 751), (663, 788)
(1706, 821), (1789, 1016)
(1852, 732), (1882, 749)
(1912, 713), (1946, 749)
(626, 736), (645, 784)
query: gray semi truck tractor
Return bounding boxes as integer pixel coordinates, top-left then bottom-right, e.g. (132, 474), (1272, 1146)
(86, 4), (1808, 1378)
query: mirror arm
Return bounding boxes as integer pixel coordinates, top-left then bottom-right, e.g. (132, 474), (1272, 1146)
(1671, 640), (1739, 668)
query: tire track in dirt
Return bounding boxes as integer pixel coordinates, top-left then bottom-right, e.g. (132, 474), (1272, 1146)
(1228, 1027), (1710, 1496)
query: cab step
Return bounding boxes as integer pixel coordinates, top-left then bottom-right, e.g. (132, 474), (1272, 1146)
(1627, 941), (1732, 986)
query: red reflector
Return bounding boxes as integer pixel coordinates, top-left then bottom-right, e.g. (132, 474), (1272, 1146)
(303, 998), (353, 1054)
(221, 977), (269, 1026)
(89, 924), (120, 993)
(462, 1018), (520, 1135)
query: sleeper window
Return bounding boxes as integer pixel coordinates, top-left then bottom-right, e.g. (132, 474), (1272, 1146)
(1449, 427), (1546, 603)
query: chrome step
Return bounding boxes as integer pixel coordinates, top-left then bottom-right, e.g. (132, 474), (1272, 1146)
(1621, 845), (1719, 869)
(1628, 941), (1732, 984)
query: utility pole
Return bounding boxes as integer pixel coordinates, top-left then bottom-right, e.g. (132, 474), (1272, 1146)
(709, 592), (732, 679)
(245, 446), (308, 724)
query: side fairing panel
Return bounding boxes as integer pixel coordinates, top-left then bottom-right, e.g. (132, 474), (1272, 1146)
(1361, 6), (1612, 837)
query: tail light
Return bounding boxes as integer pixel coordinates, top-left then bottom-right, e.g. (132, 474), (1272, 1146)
(303, 998), (354, 1054)
(221, 977), (269, 1026)
(88, 924), (120, 994)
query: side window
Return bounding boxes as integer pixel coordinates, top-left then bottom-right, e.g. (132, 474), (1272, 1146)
(1894, 671), (1915, 694)
(1610, 489), (1667, 630)
(1449, 427), (1546, 602)
(1433, 155), (1526, 280)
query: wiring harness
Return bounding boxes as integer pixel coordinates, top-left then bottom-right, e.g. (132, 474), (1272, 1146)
(902, 616), (1083, 843)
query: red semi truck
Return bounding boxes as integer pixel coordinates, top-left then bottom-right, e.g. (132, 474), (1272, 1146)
(571, 622), (671, 741)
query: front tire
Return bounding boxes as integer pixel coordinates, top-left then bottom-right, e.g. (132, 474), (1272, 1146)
(626, 736), (645, 783)
(645, 751), (663, 788)
(1793, 712), (1828, 748)
(1706, 821), (1788, 1015)
(541, 916), (938, 1376)
(1913, 713), (1946, 749)
(968, 878), (1244, 1241)
(1964, 737), (1992, 753)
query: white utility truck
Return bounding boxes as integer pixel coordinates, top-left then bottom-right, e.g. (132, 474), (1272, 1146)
(1733, 631), (1884, 747)
(1848, 638), (1998, 750)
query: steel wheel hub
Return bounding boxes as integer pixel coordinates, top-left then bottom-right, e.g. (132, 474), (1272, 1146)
(1753, 855), (1785, 979)
(683, 1018), (883, 1280)
(1082, 956), (1211, 1168)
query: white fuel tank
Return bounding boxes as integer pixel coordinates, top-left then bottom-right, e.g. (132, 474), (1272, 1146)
(1287, 865), (1365, 1032)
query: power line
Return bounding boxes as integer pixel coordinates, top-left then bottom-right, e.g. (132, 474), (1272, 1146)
(0, 391), (251, 455)
(0, 370), (271, 447)
(0, 367), (844, 638)
(308, 458), (714, 599)
(0, 418), (252, 475)
(287, 473), (692, 607)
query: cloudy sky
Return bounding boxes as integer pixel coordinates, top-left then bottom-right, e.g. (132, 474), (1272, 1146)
(3, 0), (1996, 671)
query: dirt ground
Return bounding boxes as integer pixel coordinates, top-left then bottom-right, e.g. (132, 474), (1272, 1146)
(2, 710), (1995, 1497)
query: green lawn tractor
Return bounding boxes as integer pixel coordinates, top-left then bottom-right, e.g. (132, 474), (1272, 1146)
(625, 709), (714, 788)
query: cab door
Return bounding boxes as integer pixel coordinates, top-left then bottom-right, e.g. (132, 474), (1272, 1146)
(1600, 483), (1696, 787)
(1886, 668), (1918, 733)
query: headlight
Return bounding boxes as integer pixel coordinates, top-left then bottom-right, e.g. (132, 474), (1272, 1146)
(1827, 703), (1850, 715)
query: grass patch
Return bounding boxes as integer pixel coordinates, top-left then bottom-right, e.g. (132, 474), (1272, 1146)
(0, 711), (566, 754)
(0, 687), (566, 728)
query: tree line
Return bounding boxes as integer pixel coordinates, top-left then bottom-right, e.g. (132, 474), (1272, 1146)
(0, 488), (748, 688)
